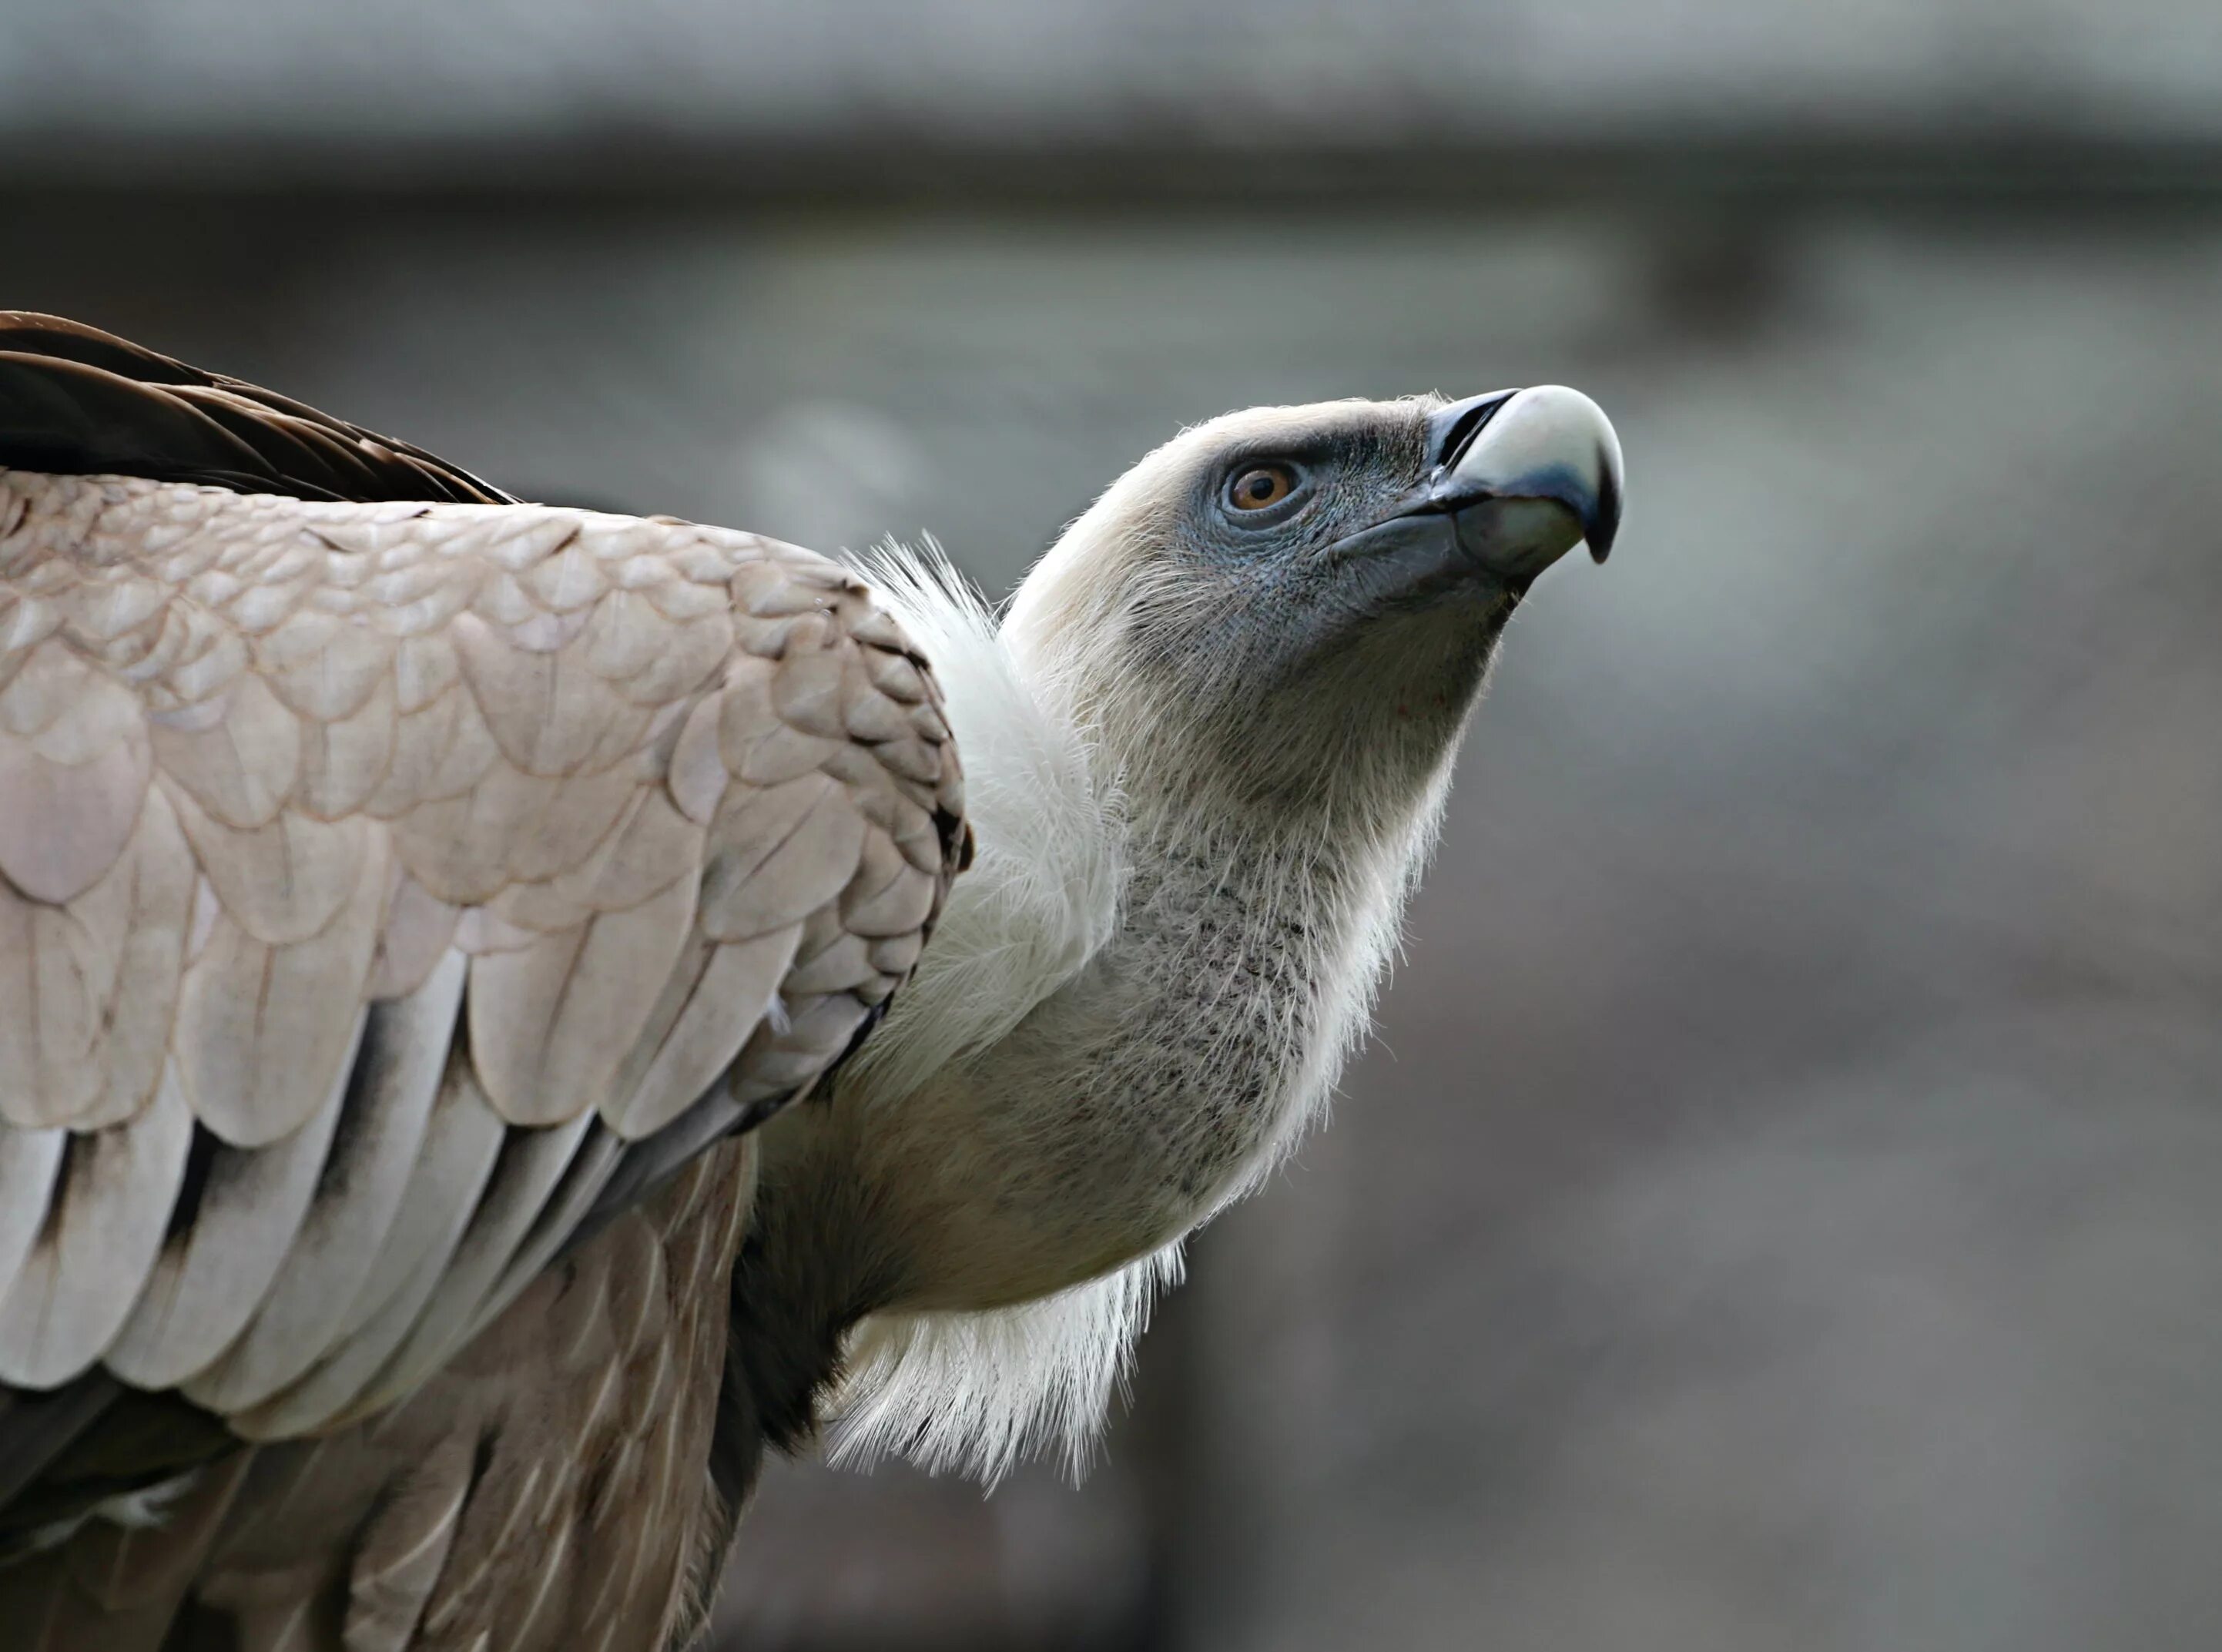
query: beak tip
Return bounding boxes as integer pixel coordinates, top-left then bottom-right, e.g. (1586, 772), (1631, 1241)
(1586, 454), (1623, 563)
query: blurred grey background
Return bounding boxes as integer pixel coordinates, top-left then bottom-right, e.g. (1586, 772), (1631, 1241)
(4, 3), (2221, 1647)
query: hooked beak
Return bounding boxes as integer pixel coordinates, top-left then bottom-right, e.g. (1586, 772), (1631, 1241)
(1414, 385), (1624, 580)
(1305, 383), (1623, 645)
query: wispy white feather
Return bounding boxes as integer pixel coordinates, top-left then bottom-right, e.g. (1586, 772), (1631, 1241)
(827, 1242), (1184, 1483)
(829, 539), (1142, 1480)
(840, 538), (1124, 1096)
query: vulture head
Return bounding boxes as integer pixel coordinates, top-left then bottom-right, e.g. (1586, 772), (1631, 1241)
(773, 386), (1624, 1474)
(1013, 384), (1620, 833)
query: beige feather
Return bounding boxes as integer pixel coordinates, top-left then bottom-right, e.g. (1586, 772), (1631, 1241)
(450, 614), (652, 779)
(607, 612), (730, 705)
(660, 691), (727, 826)
(365, 873), (461, 1001)
(0, 1123), (65, 1305)
(387, 632), (461, 715)
(600, 924), (803, 1139)
(146, 672), (300, 831)
(780, 930), (876, 997)
(842, 861), (937, 939)
(105, 1018), (356, 1386)
(0, 799), (192, 1137)
(350, 1110), (600, 1416)
(767, 648), (850, 739)
(73, 790), (197, 1129)
(186, 950), (464, 1414)
(699, 776), (866, 942)
(0, 1068), (192, 1387)
(294, 673), (398, 822)
(481, 879), (595, 937)
(464, 874), (697, 1128)
(364, 685), (500, 820)
(253, 605), (395, 725)
(164, 785), (371, 947)
(0, 668), (150, 903)
(173, 834), (387, 1148)
(544, 786), (705, 915)
(234, 1065), (507, 1439)
(576, 588), (669, 681)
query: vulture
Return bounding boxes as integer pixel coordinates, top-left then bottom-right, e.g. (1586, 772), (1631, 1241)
(0, 312), (1622, 1650)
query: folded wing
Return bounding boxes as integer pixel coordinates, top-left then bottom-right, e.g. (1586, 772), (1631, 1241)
(0, 320), (967, 1538)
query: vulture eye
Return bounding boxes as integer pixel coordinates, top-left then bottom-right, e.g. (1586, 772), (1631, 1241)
(1225, 463), (1299, 512)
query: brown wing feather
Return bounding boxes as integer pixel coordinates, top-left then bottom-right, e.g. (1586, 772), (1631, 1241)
(0, 313), (514, 507)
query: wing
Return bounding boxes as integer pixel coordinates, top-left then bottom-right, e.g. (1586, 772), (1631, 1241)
(0, 321), (968, 1553)
(0, 1142), (759, 1652)
(0, 312), (515, 506)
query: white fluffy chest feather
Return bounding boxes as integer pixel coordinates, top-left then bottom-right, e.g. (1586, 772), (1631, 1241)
(813, 544), (1432, 1481)
(835, 542), (1126, 1111)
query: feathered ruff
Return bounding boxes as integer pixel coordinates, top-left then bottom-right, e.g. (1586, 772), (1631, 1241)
(838, 538), (1125, 1094)
(826, 540), (1158, 1483)
(828, 1241), (1182, 1484)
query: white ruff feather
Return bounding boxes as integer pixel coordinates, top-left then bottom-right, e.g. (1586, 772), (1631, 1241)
(829, 540), (1149, 1481)
(828, 1242), (1184, 1483)
(839, 539), (1124, 1093)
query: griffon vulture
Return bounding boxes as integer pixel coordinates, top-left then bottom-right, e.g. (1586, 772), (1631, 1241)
(0, 313), (1621, 1649)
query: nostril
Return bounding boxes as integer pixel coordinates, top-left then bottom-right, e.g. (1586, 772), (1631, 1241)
(1427, 390), (1520, 473)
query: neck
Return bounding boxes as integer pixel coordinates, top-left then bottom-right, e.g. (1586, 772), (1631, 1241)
(718, 791), (1419, 1479)
(750, 738), (1450, 1315)
(721, 542), (1475, 1478)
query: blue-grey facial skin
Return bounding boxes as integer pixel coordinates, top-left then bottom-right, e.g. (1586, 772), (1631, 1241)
(1032, 387), (1615, 825)
(1136, 404), (1513, 709)
(1086, 402), (1523, 816)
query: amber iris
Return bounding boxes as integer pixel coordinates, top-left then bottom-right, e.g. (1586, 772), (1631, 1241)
(1227, 464), (1296, 511)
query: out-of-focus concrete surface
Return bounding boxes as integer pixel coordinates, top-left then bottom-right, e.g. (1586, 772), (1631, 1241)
(3, 5), (2220, 1646)
(5, 0), (2222, 172)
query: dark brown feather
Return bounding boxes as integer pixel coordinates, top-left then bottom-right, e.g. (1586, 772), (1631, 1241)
(0, 313), (514, 506)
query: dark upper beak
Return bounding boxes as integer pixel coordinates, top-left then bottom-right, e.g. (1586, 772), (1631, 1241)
(1408, 385), (1624, 580)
